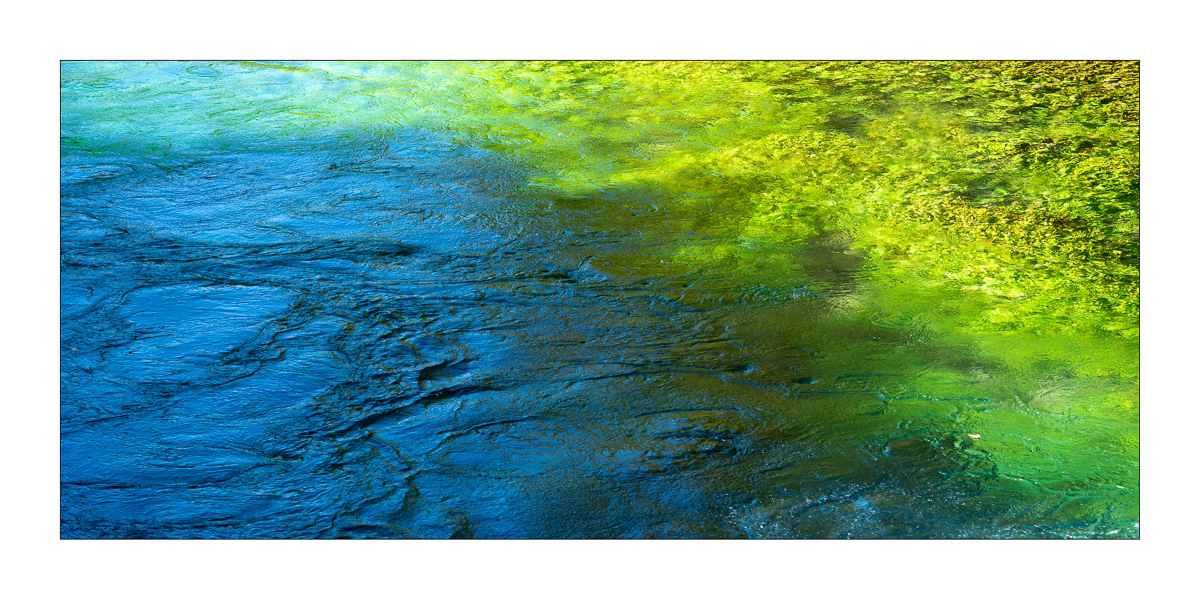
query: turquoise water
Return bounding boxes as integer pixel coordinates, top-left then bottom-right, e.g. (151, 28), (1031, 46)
(60, 61), (1138, 538)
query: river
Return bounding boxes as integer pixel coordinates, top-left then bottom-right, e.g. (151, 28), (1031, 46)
(60, 61), (1139, 538)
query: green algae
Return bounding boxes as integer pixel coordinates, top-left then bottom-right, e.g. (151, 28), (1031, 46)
(465, 61), (1140, 529)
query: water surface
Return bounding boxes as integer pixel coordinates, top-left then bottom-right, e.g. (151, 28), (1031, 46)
(60, 61), (1138, 538)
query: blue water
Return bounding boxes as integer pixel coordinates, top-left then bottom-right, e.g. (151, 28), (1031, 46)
(61, 61), (1136, 538)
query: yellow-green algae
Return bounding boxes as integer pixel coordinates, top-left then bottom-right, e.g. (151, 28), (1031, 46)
(456, 61), (1141, 523)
